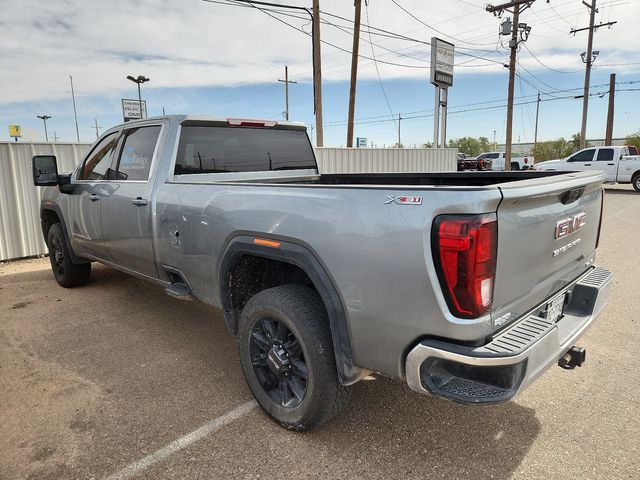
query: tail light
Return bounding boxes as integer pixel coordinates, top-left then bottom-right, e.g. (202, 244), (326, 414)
(227, 118), (277, 128)
(524, 157), (529, 164)
(432, 213), (498, 318)
(596, 188), (604, 248)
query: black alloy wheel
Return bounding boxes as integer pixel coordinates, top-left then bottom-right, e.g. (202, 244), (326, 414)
(238, 284), (351, 430)
(47, 223), (91, 287)
(249, 318), (308, 407)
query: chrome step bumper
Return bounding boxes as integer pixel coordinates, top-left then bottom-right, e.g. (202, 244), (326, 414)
(405, 267), (613, 404)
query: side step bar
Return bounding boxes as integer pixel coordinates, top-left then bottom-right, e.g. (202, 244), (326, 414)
(165, 283), (193, 301)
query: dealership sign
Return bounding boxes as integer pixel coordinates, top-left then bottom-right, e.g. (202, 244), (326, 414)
(122, 99), (148, 122)
(430, 37), (454, 87)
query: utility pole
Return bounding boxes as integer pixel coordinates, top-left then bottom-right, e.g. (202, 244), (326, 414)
(278, 65), (297, 121)
(52, 131), (61, 143)
(37, 115), (51, 142)
(493, 129), (497, 149)
(605, 73), (616, 145)
(398, 113), (402, 147)
(70, 75), (80, 142)
(346, 0), (362, 147)
(486, 0), (534, 171)
(92, 118), (102, 139)
(533, 92), (541, 151)
(571, 2), (616, 149)
(312, 0), (324, 147)
(578, 0), (596, 150)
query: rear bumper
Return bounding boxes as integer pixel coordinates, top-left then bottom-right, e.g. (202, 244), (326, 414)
(405, 266), (613, 404)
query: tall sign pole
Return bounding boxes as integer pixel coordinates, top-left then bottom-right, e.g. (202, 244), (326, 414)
(430, 37), (454, 148)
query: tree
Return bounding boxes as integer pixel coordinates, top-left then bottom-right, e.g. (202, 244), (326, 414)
(447, 137), (493, 157)
(625, 130), (640, 151)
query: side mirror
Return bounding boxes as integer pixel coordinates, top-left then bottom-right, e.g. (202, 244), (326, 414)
(32, 155), (59, 186)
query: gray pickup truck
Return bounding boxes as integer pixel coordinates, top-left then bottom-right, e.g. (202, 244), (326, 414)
(32, 115), (612, 430)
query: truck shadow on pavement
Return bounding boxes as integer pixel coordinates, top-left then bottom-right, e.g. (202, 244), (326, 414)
(1, 262), (541, 480)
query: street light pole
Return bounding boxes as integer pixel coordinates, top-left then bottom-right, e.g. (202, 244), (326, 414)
(37, 115), (51, 142)
(126, 75), (150, 119)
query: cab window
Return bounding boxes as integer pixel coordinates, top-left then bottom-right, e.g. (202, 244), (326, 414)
(77, 133), (119, 180)
(596, 148), (614, 161)
(115, 126), (161, 181)
(568, 149), (595, 162)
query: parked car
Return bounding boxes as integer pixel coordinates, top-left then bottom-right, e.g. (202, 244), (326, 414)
(457, 153), (491, 171)
(32, 115), (612, 430)
(535, 146), (640, 191)
(476, 152), (533, 170)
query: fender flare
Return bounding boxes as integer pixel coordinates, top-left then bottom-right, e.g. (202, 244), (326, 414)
(40, 202), (87, 264)
(218, 234), (369, 385)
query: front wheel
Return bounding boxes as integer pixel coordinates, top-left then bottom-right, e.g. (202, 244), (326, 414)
(47, 223), (91, 287)
(238, 284), (351, 431)
(633, 173), (640, 192)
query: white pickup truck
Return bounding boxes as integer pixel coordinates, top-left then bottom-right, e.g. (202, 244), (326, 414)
(536, 146), (640, 192)
(476, 152), (534, 171)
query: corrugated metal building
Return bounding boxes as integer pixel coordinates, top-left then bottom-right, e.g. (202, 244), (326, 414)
(0, 142), (456, 261)
(0, 142), (91, 261)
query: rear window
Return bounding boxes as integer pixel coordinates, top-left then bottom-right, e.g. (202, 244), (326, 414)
(174, 126), (316, 175)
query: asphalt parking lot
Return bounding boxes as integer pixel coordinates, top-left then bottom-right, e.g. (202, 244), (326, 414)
(1, 185), (639, 480)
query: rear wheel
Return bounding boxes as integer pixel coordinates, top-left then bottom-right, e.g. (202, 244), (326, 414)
(238, 284), (351, 430)
(511, 162), (520, 170)
(632, 173), (640, 192)
(47, 223), (91, 287)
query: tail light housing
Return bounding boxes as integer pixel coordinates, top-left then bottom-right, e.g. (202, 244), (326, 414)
(432, 213), (498, 319)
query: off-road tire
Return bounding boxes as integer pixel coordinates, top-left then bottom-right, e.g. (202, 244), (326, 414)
(238, 284), (351, 431)
(47, 223), (91, 288)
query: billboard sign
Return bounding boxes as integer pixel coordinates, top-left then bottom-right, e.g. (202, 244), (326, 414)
(356, 137), (367, 148)
(9, 124), (21, 138)
(430, 37), (454, 87)
(122, 99), (147, 122)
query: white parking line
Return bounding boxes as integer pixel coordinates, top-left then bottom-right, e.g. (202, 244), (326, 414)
(104, 400), (257, 480)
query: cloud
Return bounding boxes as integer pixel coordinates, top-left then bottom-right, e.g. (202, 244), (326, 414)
(0, 0), (638, 106)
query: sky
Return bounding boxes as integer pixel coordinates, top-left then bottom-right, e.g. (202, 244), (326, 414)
(1, 0), (639, 147)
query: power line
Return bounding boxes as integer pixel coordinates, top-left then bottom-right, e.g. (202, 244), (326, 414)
(390, 0), (497, 47)
(364, 1), (399, 137)
(521, 43), (580, 74)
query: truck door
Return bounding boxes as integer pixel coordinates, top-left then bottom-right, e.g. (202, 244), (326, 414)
(593, 147), (617, 181)
(68, 131), (120, 260)
(566, 148), (595, 171)
(101, 125), (162, 278)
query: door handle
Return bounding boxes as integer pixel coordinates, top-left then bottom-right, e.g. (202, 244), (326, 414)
(131, 197), (148, 206)
(584, 163), (591, 166)
(607, 163), (615, 166)
(89, 194), (99, 202)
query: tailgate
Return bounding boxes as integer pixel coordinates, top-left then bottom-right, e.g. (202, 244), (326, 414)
(490, 171), (605, 329)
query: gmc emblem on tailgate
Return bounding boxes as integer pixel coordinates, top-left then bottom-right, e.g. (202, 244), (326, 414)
(555, 212), (586, 239)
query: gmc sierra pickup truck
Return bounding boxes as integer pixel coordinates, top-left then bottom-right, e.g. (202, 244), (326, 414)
(535, 145), (640, 191)
(32, 115), (612, 431)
